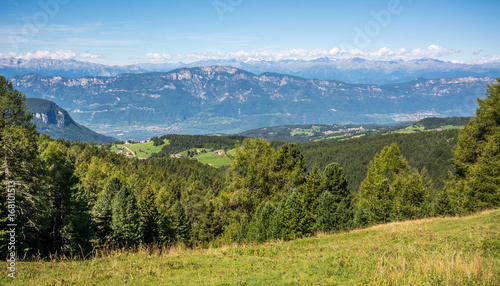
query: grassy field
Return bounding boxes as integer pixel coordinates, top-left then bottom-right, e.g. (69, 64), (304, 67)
(180, 148), (235, 167)
(5, 209), (499, 285)
(290, 125), (321, 136)
(109, 140), (169, 158)
(393, 124), (464, 134)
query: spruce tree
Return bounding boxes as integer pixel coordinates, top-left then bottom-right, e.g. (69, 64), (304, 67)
(315, 191), (337, 232)
(92, 177), (122, 245)
(268, 199), (285, 240)
(171, 200), (190, 244)
(451, 78), (500, 211)
(138, 186), (160, 244)
(248, 201), (275, 243)
(0, 75), (41, 256)
(282, 189), (308, 240)
(300, 164), (323, 217)
(357, 143), (410, 224)
(111, 185), (140, 245)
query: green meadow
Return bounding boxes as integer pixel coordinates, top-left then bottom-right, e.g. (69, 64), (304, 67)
(6, 209), (499, 285)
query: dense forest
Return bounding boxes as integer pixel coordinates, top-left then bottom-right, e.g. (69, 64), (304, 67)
(299, 130), (459, 192)
(1, 74), (499, 260)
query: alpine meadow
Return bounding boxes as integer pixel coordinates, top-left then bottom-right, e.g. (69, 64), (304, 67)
(2, 0), (500, 285)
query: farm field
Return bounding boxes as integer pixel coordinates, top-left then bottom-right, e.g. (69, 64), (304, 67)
(109, 140), (169, 158)
(180, 148), (235, 167)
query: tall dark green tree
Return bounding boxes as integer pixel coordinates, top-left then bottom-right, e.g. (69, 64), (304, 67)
(273, 143), (306, 193)
(138, 186), (160, 244)
(171, 200), (190, 244)
(92, 177), (122, 245)
(110, 185), (140, 245)
(40, 140), (84, 254)
(0, 75), (41, 256)
(282, 189), (309, 240)
(268, 199), (285, 240)
(451, 78), (500, 211)
(247, 201), (276, 243)
(356, 144), (408, 224)
(300, 164), (323, 218)
(315, 191), (337, 232)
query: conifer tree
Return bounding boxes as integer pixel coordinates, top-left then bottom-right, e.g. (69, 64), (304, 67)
(198, 200), (223, 243)
(92, 177), (122, 245)
(111, 185), (140, 245)
(248, 201), (275, 243)
(315, 191), (337, 232)
(0, 75), (41, 256)
(451, 78), (500, 211)
(138, 186), (159, 244)
(282, 189), (309, 240)
(300, 164), (323, 217)
(171, 200), (190, 244)
(268, 199), (285, 240)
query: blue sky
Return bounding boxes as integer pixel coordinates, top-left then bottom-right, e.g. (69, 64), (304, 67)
(1, 0), (499, 65)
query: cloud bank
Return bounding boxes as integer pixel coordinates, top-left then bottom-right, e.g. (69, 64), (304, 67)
(177, 45), (458, 62)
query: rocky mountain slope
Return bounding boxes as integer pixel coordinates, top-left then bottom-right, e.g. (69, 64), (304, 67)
(0, 58), (144, 78)
(26, 98), (116, 143)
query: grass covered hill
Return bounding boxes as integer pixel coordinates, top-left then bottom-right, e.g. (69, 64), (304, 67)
(7, 209), (499, 285)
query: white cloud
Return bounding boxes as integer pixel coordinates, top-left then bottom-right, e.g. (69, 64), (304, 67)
(178, 45), (458, 62)
(79, 51), (102, 59)
(490, 55), (500, 62)
(4, 50), (77, 60)
(410, 44), (455, 58)
(145, 53), (172, 63)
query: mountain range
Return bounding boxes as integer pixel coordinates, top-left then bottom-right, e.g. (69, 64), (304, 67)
(26, 98), (116, 143)
(2, 57), (500, 84)
(10, 66), (495, 140)
(0, 58), (144, 78)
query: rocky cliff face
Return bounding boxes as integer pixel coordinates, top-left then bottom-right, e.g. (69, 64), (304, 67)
(26, 98), (116, 143)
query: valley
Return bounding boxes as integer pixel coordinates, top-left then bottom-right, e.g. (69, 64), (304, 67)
(10, 67), (493, 140)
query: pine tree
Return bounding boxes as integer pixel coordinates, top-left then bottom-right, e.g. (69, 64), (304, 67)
(0, 75), (41, 256)
(319, 163), (353, 231)
(171, 200), (190, 244)
(315, 191), (337, 232)
(40, 141), (81, 253)
(451, 78), (500, 211)
(268, 199), (285, 240)
(300, 164), (323, 217)
(357, 143), (410, 224)
(282, 189), (309, 240)
(273, 143), (306, 194)
(138, 186), (159, 244)
(248, 201), (275, 243)
(111, 185), (140, 245)
(352, 206), (369, 228)
(197, 200), (223, 244)
(322, 163), (350, 203)
(92, 177), (122, 245)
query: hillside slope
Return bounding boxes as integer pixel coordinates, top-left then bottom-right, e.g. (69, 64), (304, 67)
(9, 209), (500, 285)
(26, 98), (116, 143)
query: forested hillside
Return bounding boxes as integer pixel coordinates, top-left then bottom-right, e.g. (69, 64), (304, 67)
(299, 130), (459, 192)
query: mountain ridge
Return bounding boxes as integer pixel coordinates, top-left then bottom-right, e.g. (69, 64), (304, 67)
(11, 66), (495, 140)
(2, 57), (500, 84)
(26, 98), (116, 143)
